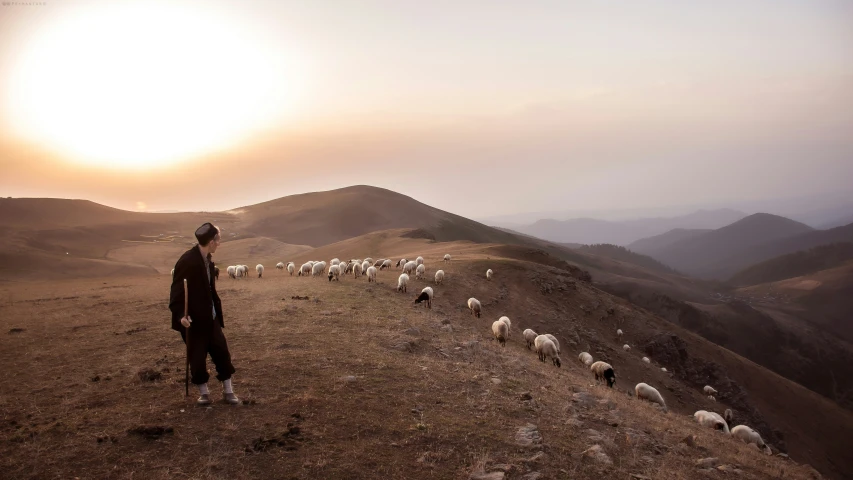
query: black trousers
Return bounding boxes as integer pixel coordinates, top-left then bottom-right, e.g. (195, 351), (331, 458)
(180, 321), (236, 385)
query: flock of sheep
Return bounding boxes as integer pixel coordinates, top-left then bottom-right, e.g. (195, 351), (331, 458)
(212, 251), (772, 455)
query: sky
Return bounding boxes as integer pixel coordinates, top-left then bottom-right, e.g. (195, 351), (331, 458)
(1, 0), (852, 220)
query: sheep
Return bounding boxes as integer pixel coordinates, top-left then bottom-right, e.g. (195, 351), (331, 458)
(276, 262), (285, 270)
(635, 383), (667, 412)
(214, 266), (220, 280)
(661, 367), (668, 372)
(299, 262), (312, 276)
(642, 357), (651, 364)
(353, 262), (363, 279)
(361, 260), (371, 274)
(397, 273), (409, 293)
(396, 258), (408, 269)
(311, 262), (325, 277)
(287, 263), (296, 275)
(373, 259), (385, 268)
(492, 320), (509, 346)
(731, 425), (770, 454)
(363, 257), (374, 265)
(235, 265), (246, 278)
(622, 344), (631, 352)
(434, 269), (445, 285)
(318, 261), (327, 273)
(724, 409), (734, 425)
(534, 335), (561, 367)
(416, 256), (424, 265)
(703, 385), (718, 396)
(414, 286), (433, 308)
(403, 261), (417, 275)
(443, 254), (451, 263)
(381, 259), (393, 270)
(708, 395), (717, 402)
(256, 264), (264, 278)
(415, 263), (426, 279)
(486, 269), (493, 280)
(578, 352), (593, 366)
(523, 329), (538, 350)
(694, 410), (730, 433)
(330, 258), (340, 266)
(327, 264), (341, 282)
(366, 266), (377, 282)
(544, 333), (559, 354)
(227, 265), (236, 279)
(498, 316), (511, 333)
(590, 361), (616, 387)
(616, 328), (623, 339)
(467, 298), (481, 318)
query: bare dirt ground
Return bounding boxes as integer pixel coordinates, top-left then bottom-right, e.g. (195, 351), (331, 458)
(0, 247), (835, 480)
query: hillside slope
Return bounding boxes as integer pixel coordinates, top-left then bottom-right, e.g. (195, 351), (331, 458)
(729, 242), (853, 286)
(628, 228), (712, 256)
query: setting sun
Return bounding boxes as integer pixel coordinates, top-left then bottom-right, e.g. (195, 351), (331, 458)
(4, 1), (303, 169)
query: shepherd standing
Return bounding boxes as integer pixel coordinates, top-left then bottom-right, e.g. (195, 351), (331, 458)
(169, 222), (239, 405)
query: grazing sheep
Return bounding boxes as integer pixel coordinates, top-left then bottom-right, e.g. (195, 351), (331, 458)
(416, 256), (424, 265)
(299, 263), (312, 276)
(534, 335), (561, 367)
(498, 316), (511, 333)
(467, 298), (481, 318)
(544, 333), (559, 354)
(492, 320), (509, 346)
(396, 258), (408, 269)
(328, 265), (341, 282)
(287, 263), (295, 275)
(256, 264), (264, 278)
(415, 263), (426, 279)
(226, 265), (236, 279)
(373, 259), (385, 268)
(661, 367), (668, 372)
(617, 328), (623, 339)
(366, 266), (377, 282)
(578, 352), (594, 366)
(694, 410), (730, 433)
(434, 269), (445, 285)
(590, 361), (616, 387)
(623, 344), (631, 352)
(724, 409), (734, 425)
(363, 257), (373, 264)
(523, 329), (538, 350)
(708, 395), (717, 402)
(318, 261), (327, 273)
(731, 425), (770, 453)
(486, 268), (493, 280)
(443, 254), (451, 263)
(403, 261), (417, 275)
(235, 265), (247, 278)
(311, 262), (325, 277)
(703, 385), (718, 396)
(276, 262), (285, 270)
(397, 273), (409, 293)
(361, 260), (370, 274)
(635, 383), (667, 412)
(381, 259), (393, 270)
(642, 357), (651, 364)
(414, 286), (433, 308)
(330, 258), (340, 266)
(353, 262), (363, 279)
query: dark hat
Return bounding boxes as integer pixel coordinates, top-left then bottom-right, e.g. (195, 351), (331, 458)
(194, 222), (220, 245)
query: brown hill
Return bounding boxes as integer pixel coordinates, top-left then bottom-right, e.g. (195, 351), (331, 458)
(729, 242), (853, 286)
(0, 236), (849, 478)
(627, 228), (713, 256)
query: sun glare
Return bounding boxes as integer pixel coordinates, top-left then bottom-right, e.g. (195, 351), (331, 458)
(5, 2), (302, 170)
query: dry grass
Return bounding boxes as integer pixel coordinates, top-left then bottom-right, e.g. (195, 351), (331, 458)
(0, 252), (834, 479)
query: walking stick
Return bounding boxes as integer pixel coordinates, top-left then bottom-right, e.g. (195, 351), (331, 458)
(183, 278), (189, 397)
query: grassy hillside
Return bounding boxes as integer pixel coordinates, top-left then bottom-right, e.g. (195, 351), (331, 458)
(578, 244), (679, 275)
(729, 243), (853, 286)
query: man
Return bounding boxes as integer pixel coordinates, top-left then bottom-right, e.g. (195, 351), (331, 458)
(169, 222), (239, 405)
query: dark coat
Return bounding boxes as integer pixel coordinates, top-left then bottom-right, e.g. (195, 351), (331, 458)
(169, 245), (224, 332)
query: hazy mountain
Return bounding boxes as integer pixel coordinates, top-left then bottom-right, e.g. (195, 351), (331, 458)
(729, 242), (853, 287)
(628, 228), (712, 256)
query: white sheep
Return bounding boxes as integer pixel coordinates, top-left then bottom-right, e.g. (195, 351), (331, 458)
(578, 352), (593, 366)
(330, 258), (340, 266)
(467, 298), (481, 318)
(397, 258), (408, 269)
(523, 329), (538, 350)
(434, 269), (445, 285)
(694, 410), (730, 433)
(703, 385), (718, 396)
(414, 286), (433, 308)
(327, 264), (341, 282)
(353, 262), (363, 279)
(642, 357), (651, 364)
(276, 262), (285, 270)
(661, 367), (668, 372)
(416, 256), (424, 265)
(731, 425), (770, 454)
(361, 260), (370, 274)
(235, 265), (247, 278)
(635, 383), (667, 412)
(617, 328), (623, 339)
(366, 266), (377, 282)
(590, 361), (616, 387)
(226, 265), (236, 279)
(415, 263), (426, 279)
(544, 334), (559, 354)
(622, 344), (631, 352)
(486, 268), (493, 280)
(708, 395), (717, 402)
(498, 316), (511, 333)
(318, 261), (327, 273)
(299, 262), (312, 276)
(287, 263), (296, 275)
(534, 335), (561, 367)
(256, 264), (264, 278)
(492, 320), (509, 347)
(403, 261), (417, 275)
(443, 254), (451, 263)
(381, 259), (393, 270)
(373, 259), (385, 268)
(311, 262), (325, 277)
(397, 273), (409, 292)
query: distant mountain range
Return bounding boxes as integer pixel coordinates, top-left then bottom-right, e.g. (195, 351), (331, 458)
(498, 209), (746, 246)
